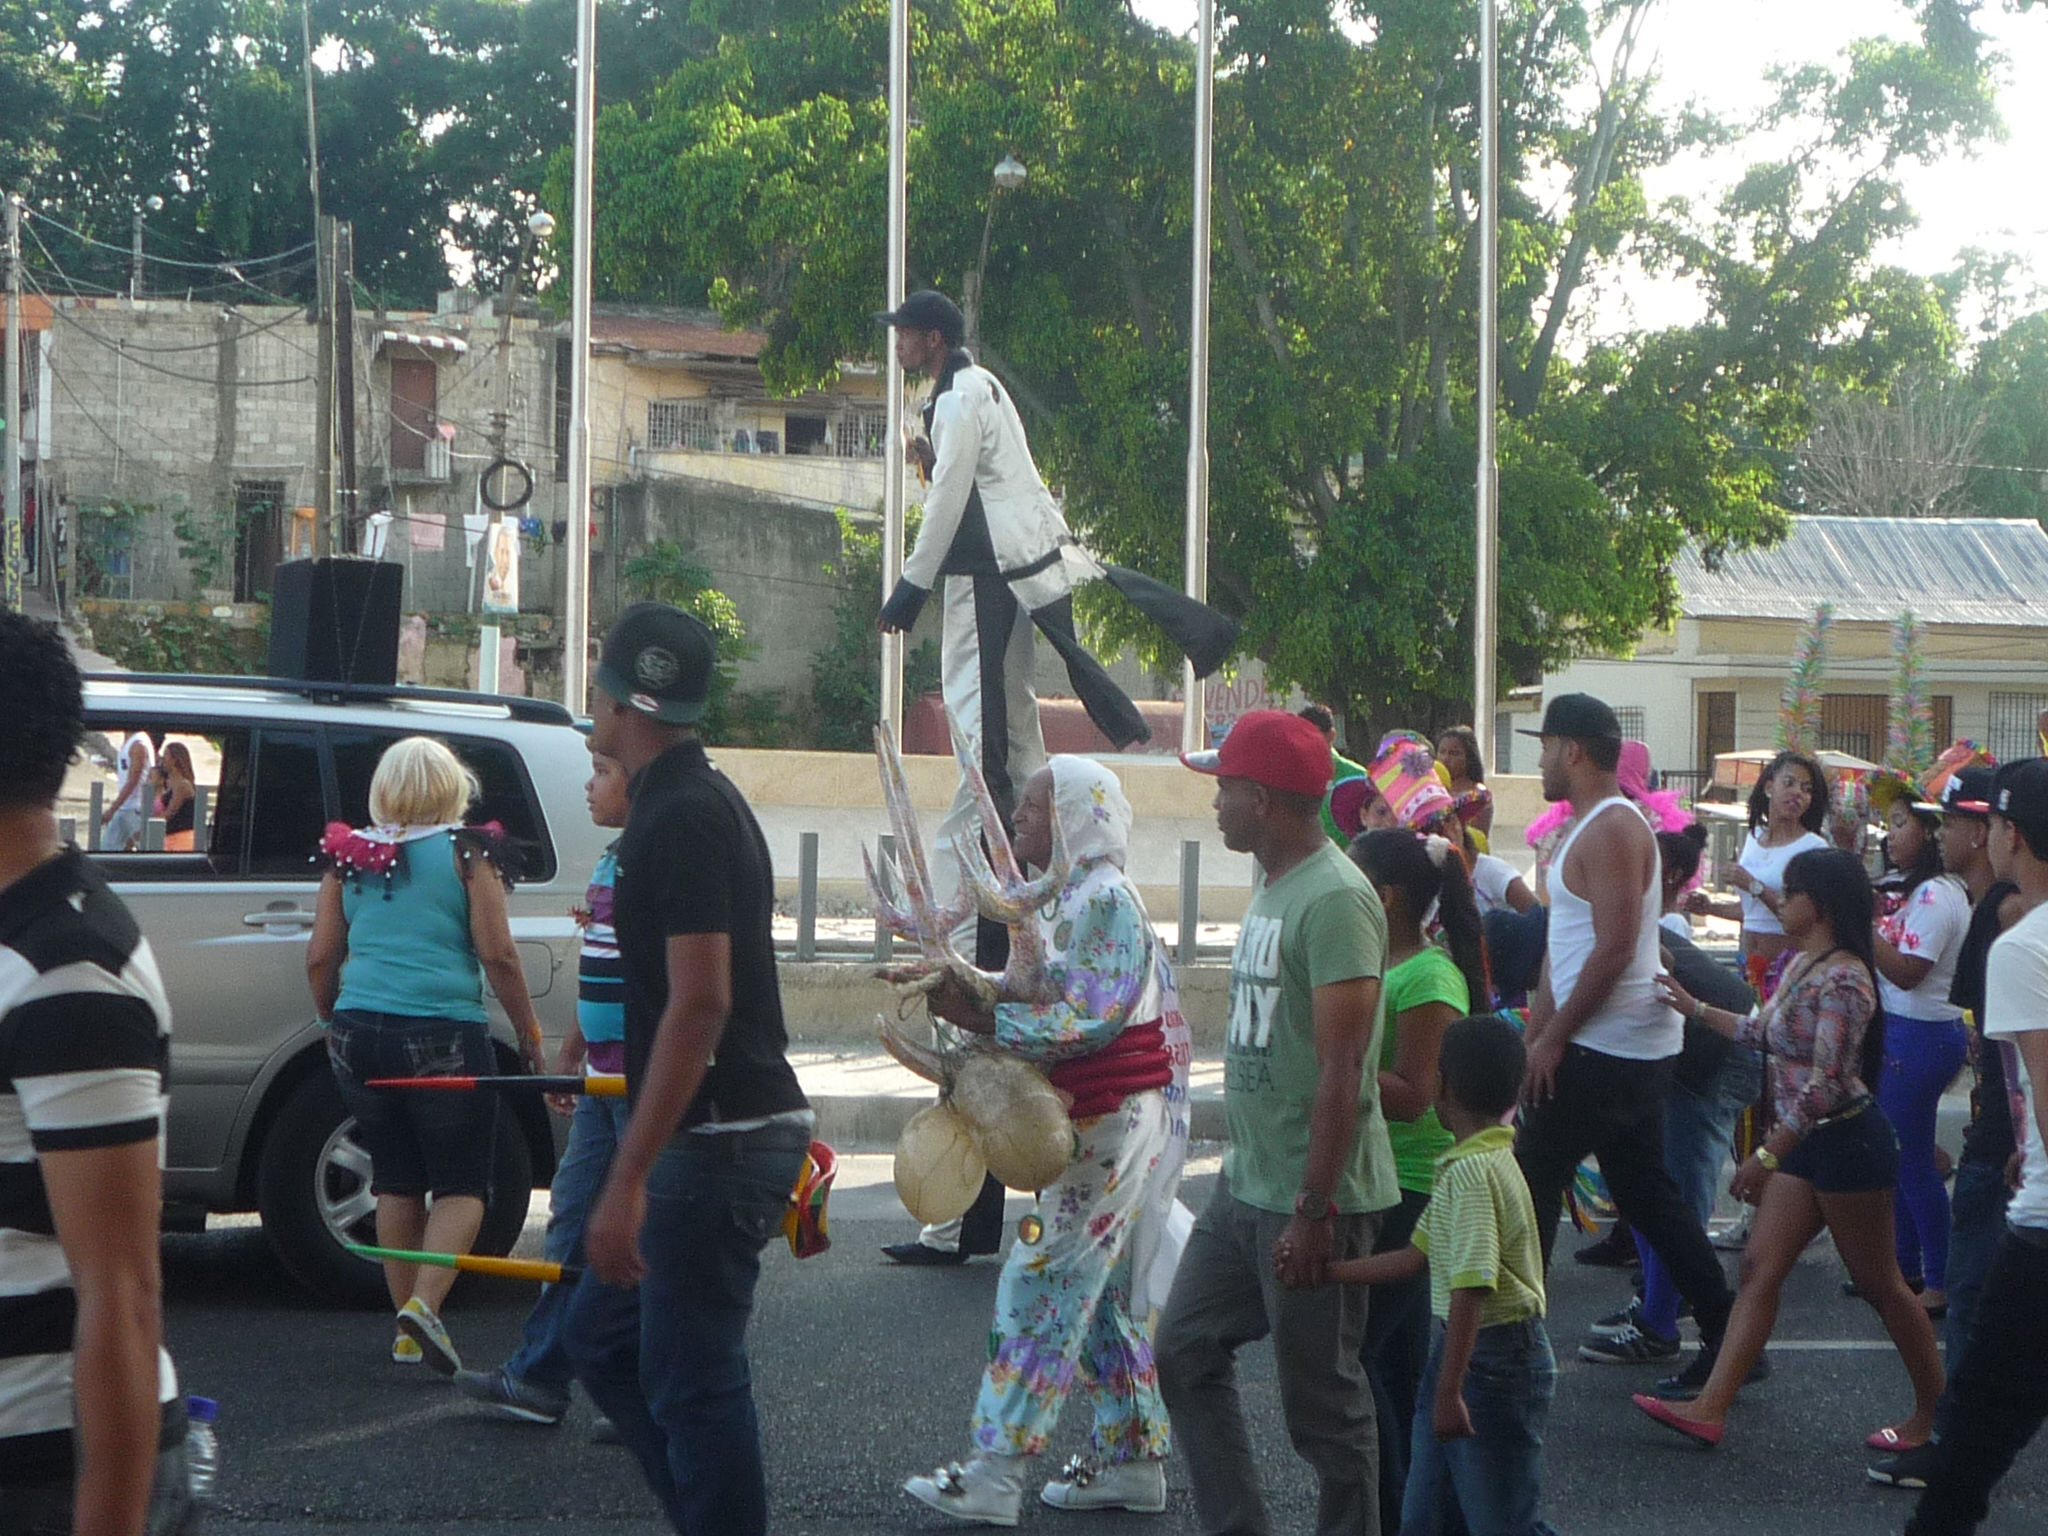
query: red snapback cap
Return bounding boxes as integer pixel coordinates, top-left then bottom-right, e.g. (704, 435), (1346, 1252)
(1181, 709), (1335, 798)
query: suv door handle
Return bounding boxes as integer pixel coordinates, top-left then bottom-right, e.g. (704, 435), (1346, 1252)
(242, 907), (317, 928)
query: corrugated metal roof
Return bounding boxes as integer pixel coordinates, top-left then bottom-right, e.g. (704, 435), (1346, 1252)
(589, 313), (766, 360)
(1677, 516), (2048, 628)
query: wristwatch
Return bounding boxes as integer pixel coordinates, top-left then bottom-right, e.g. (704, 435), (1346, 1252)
(1755, 1146), (1781, 1172)
(1293, 1191), (1338, 1222)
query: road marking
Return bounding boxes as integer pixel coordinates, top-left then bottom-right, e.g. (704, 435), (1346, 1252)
(273, 1400), (452, 1453)
(1748, 1339), (1902, 1352)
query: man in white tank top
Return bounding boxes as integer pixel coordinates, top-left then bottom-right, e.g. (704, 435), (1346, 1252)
(1513, 694), (1737, 1389)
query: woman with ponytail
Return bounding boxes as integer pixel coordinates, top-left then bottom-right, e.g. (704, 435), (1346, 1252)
(1347, 827), (1491, 1531)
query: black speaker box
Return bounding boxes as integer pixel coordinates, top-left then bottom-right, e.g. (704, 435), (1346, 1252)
(267, 558), (403, 685)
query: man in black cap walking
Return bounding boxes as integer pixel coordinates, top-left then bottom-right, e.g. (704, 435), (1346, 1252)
(567, 602), (813, 1536)
(1512, 692), (1738, 1395)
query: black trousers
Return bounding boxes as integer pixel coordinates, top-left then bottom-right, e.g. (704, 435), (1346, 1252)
(1515, 1044), (1735, 1345)
(1906, 1227), (2048, 1535)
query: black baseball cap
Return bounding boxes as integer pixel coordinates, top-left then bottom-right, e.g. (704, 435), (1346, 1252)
(1941, 765), (1997, 818)
(595, 602), (716, 725)
(1992, 758), (2048, 847)
(874, 289), (965, 346)
(1518, 692), (1622, 743)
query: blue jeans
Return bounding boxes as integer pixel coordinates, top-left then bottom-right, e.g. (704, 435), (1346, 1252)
(504, 1092), (630, 1394)
(565, 1124), (809, 1536)
(0, 1439), (193, 1536)
(1636, 1044), (1761, 1338)
(1932, 1155), (2013, 1438)
(1401, 1318), (1560, 1536)
(1880, 1014), (1971, 1288)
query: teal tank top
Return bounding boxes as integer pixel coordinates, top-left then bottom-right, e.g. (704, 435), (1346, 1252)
(334, 830), (488, 1023)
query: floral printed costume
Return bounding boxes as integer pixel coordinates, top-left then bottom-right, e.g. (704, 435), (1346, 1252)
(966, 756), (1189, 1470)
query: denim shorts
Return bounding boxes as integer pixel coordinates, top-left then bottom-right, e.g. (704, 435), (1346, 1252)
(1779, 1097), (1899, 1194)
(327, 1008), (498, 1200)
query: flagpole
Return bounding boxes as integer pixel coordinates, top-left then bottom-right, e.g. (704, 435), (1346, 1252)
(879, 0), (909, 738)
(1181, 0), (1216, 756)
(1473, 0), (1500, 771)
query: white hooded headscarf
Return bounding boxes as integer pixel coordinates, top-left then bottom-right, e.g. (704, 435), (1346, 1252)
(1046, 754), (1133, 870)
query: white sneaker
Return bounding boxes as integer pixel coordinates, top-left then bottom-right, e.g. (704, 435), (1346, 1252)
(1040, 1456), (1168, 1513)
(904, 1456), (1024, 1527)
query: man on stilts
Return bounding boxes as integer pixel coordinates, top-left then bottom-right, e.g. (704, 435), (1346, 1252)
(875, 288), (1155, 1264)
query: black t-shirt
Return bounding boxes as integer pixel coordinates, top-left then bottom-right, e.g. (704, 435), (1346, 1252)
(1955, 879), (2019, 1167)
(613, 739), (808, 1130)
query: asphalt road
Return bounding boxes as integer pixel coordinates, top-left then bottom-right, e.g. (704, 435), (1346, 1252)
(167, 1157), (2047, 1536)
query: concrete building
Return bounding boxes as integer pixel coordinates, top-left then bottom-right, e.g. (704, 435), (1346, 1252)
(1543, 516), (2048, 781)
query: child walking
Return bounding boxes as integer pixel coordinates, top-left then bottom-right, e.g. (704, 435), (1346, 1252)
(1289, 1013), (1561, 1536)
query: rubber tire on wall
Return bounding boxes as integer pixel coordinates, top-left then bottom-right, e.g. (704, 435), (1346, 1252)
(256, 1069), (534, 1307)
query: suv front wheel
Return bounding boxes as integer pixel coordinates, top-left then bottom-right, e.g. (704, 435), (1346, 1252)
(256, 1070), (535, 1306)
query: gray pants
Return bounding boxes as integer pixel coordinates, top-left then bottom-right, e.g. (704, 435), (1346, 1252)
(1157, 1180), (1381, 1536)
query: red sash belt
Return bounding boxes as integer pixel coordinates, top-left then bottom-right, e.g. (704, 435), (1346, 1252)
(1047, 1021), (1173, 1121)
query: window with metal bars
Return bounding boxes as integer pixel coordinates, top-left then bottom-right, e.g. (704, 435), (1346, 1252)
(834, 410), (889, 458)
(1615, 706), (1647, 742)
(647, 399), (714, 451)
(1990, 693), (2048, 763)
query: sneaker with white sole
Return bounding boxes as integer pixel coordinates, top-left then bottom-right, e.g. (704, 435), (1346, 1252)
(1578, 1320), (1681, 1365)
(396, 1297), (462, 1376)
(1588, 1299), (1646, 1339)
(392, 1333), (423, 1365)
(453, 1366), (569, 1425)
(1040, 1455), (1167, 1513)
(903, 1456), (1023, 1527)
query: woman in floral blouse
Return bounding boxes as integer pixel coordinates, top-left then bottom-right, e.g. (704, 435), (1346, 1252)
(1635, 847), (1945, 1460)
(905, 756), (1190, 1526)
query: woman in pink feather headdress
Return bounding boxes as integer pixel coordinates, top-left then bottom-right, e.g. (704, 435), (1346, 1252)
(1526, 740), (1693, 900)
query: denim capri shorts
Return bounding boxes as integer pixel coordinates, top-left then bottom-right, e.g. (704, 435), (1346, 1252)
(327, 1008), (498, 1200)
(1778, 1096), (1899, 1194)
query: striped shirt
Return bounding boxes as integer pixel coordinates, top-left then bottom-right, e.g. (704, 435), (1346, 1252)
(578, 846), (624, 1048)
(1412, 1124), (1547, 1328)
(0, 849), (179, 1484)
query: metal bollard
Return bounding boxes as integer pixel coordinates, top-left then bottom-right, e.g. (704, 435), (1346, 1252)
(143, 818), (166, 852)
(58, 817), (75, 846)
(1178, 840), (1202, 966)
(88, 782), (105, 852)
(796, 832), (820, 962)
(872, 834), (896, 965)
(192, 787), (211, 853)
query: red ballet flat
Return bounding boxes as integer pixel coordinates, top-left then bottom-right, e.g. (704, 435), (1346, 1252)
(1867, 1425), (1928, 1453)
(1633, 1393), (1725, 1449)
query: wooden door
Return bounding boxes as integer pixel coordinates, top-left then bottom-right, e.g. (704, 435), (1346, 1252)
(389, 358), (437, 472)
(1697, 690), (1735, 774)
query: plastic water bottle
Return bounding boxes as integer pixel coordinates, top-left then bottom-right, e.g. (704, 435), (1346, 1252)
(185, 1396), (219, 1504)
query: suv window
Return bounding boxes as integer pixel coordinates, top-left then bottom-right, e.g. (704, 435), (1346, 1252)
(78, 721), (327, 881)
(326, 727), (556, 883)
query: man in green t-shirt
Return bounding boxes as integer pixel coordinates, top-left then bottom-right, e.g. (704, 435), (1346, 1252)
(1300, 703), (1370, 846)
(1160, 709), (1398, 1536)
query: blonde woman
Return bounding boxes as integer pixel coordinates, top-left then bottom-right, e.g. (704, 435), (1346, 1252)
(307, 736), (546, 1372)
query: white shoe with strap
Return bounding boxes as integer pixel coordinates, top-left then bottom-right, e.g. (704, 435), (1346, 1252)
(1040, 1455), (1168, 1513)
(903, 1454), (1024, 1527)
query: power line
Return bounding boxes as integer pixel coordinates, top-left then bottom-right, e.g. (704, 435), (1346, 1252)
(23, 269), (314, 388)
(24, 208), (315, 273)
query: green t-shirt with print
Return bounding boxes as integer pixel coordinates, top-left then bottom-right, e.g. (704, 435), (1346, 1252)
(1380, 945), (1467, 1193)
(1223, 841), (1398, 1216)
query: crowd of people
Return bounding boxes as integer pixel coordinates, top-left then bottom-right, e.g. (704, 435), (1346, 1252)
(4, 281), (2047, 1536)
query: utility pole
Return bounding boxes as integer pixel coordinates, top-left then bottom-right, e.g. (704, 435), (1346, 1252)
(563, 0), (597, 714)
(311, 213), (335, 557)
(1181, 0), (1216, 754)
(3, 193), (20, 612)
(1474, 0), (1500, 772)
(478, 209), (554, 695)
(879, 0), (908, 738)
(334, 221), (357, 549)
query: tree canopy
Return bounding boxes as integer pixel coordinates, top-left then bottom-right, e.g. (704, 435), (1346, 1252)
(5, 0), (2046, 732)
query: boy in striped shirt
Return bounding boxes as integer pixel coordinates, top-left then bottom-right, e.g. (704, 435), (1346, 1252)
(1291, 1014), (1560, 1536)
(454, 750), (631, 1426)
(0, 610), (188, 1536)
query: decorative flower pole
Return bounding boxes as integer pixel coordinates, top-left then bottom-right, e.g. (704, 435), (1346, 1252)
(1887, 610), (1933, 776)
(1777, 602), (1834, 752)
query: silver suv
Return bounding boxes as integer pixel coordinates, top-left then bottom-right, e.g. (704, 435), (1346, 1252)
(78, 673), (606, 1304)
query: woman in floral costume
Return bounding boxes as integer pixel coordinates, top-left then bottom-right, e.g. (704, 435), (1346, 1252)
(905, 755), (1190, 1526)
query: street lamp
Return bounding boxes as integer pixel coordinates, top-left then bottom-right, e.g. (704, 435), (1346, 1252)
(967, 155), (1027, 350)
(130, 194), (163, 301)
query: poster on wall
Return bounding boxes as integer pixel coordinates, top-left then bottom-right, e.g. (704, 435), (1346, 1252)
(481, 522), (520, 616)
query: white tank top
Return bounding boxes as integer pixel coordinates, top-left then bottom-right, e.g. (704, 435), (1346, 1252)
(1547, 795), (1680, 1060)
